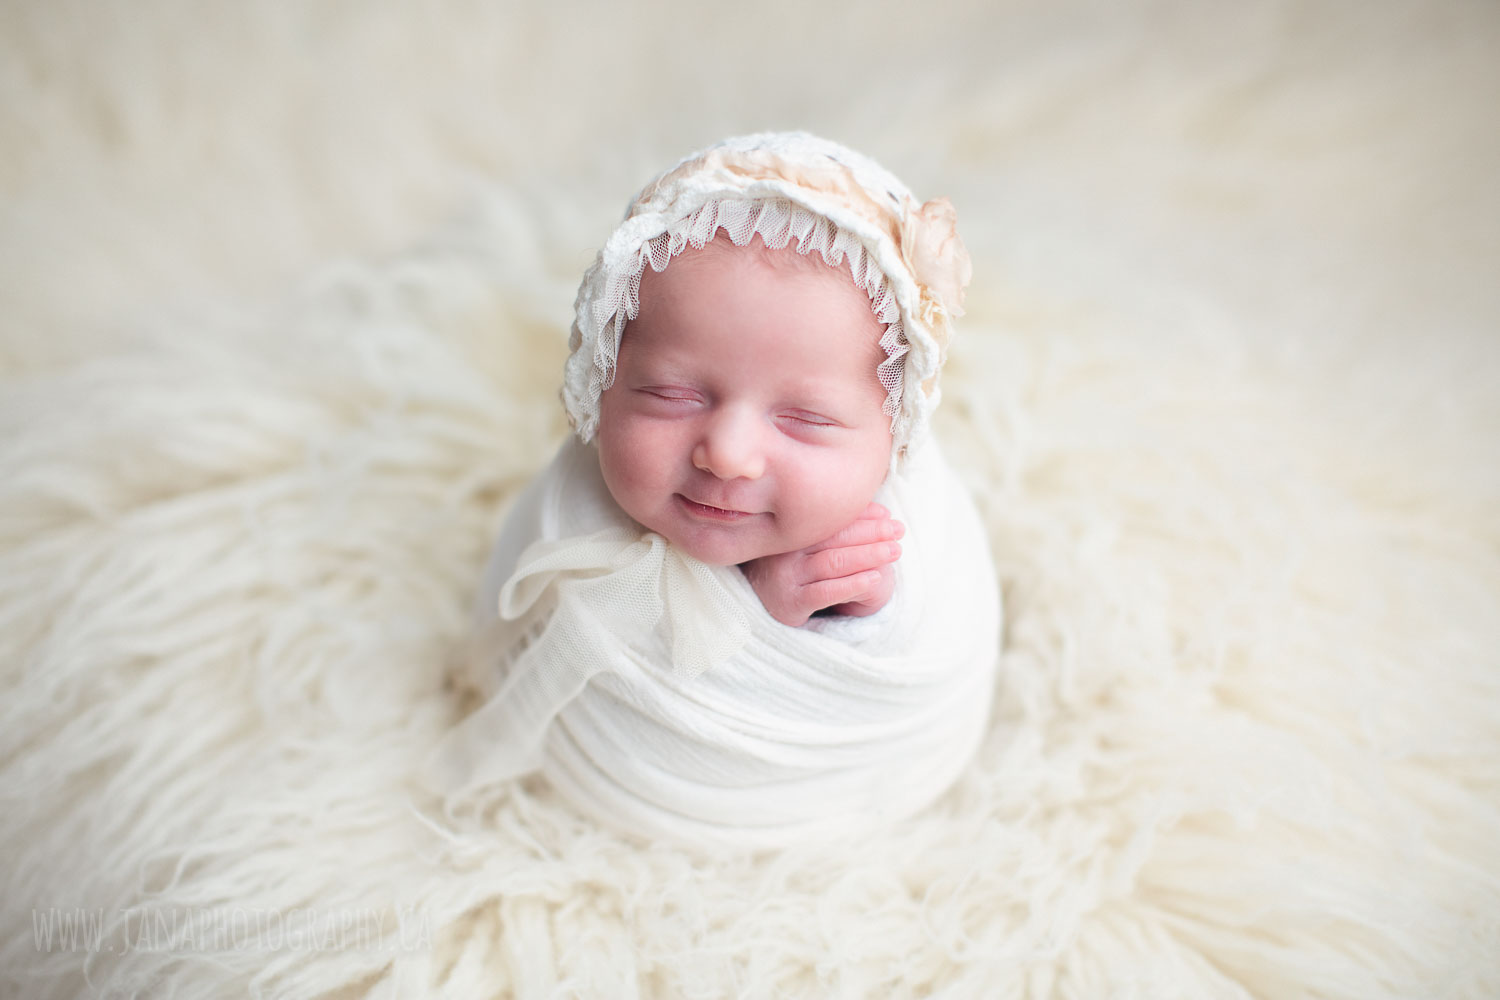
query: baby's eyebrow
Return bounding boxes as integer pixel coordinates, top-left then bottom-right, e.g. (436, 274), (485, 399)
(621, 349), (693, 377)
(780, 384), (885, 420)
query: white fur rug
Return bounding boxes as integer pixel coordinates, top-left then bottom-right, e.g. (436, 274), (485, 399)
(3, 1), (1498, 997)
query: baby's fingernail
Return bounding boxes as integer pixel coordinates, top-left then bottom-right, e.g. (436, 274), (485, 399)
(868, 503), (888, 517)
(886, 542), (901, 560)
(891, 521), (905, 539)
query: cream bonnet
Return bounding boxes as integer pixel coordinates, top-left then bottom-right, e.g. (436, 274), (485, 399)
(562, 131), (971, 465)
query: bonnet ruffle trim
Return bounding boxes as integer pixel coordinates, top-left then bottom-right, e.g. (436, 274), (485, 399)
(569, 197), (910, 444)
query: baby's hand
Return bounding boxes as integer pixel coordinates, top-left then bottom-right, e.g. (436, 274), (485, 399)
(740, 503), (904, 627)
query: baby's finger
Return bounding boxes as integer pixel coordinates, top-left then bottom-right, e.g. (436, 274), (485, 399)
(802, 570), (882, 612)
(805, 516), (904, 553)
(805, 540), (901, 582)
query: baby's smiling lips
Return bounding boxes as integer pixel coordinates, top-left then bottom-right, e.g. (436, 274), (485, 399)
(677, 494), (758, 522)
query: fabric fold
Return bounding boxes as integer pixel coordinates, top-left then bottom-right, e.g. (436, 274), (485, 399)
(426, 522), (752, 797)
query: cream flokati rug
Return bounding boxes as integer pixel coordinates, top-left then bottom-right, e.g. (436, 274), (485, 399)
(2, 1), (1498, 997)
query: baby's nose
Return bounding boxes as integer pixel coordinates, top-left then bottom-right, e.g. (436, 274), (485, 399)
(692, 410), (765, 481)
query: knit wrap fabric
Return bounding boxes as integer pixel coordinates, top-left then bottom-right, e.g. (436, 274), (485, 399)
(426, 437), (1000, 847)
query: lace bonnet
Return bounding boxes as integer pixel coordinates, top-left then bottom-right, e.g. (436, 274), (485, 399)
(562, 131), (972, 466)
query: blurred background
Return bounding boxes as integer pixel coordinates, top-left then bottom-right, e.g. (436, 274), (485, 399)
(3, 5), (1498, 994)
(3, 0), (1496, 392)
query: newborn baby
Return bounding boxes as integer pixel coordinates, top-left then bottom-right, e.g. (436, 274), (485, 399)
(430, 132), (1000, 847)
(599, 232), (903, 626)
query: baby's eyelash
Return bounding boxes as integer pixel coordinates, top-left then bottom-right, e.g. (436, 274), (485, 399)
(780, 410), (838, 428)
(640, 387), (699, 403)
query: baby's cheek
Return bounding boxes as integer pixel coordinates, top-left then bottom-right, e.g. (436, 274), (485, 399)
(824, 446), (890, 527)
(600, 421), (676, 515)
(786, 474), (869, 545)
(597, 432), (641, 504)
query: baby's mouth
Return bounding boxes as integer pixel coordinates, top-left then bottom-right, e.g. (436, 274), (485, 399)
(677, 495), (756, 522)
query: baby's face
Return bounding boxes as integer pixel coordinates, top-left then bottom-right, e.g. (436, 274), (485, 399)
(597, 239), (893, 566)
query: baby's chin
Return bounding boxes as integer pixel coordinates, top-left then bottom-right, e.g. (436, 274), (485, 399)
(663, 529), (768, 568)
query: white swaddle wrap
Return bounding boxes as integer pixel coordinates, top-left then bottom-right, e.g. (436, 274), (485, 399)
(430, 435), (999, 846)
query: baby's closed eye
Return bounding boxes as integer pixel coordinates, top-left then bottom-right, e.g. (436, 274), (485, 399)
(777, 409), (840, 429)
(637, 386), (703, 406)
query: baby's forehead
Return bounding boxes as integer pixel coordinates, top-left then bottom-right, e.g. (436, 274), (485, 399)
(633, 238), (889, 367)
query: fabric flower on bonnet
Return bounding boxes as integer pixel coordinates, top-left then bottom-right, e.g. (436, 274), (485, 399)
(900, 195), (973, 392)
